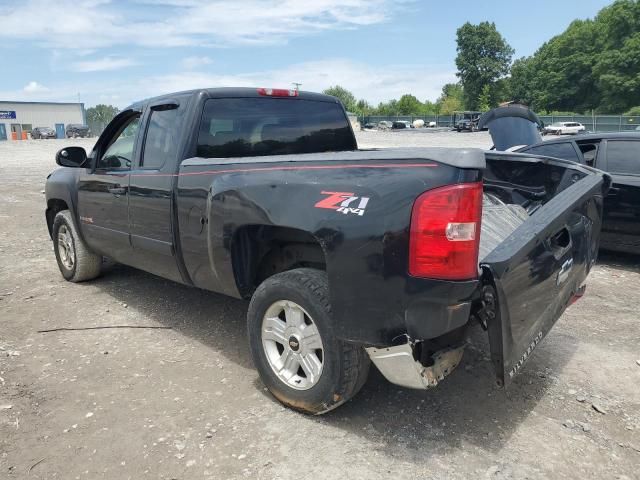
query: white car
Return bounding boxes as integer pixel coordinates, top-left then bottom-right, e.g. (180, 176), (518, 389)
(543, 121), (585, 135)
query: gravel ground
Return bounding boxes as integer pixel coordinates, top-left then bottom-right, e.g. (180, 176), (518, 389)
(1, 132), (639, 479)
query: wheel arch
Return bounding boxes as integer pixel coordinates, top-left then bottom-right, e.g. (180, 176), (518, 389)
(231, 224), (328, 298)
(46, 198), (71, 238)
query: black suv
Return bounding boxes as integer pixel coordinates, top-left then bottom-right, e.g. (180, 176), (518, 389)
(65, 124), (90, 138)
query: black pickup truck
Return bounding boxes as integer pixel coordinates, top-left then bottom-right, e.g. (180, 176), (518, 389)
(46, 87), (609, 414)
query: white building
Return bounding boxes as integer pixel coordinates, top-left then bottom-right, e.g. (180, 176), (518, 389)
(0, 101), (86, 141)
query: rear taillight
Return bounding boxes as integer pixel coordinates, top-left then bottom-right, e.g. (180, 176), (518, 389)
(409, 182), (483, 280)
(257, 87), (298, 97)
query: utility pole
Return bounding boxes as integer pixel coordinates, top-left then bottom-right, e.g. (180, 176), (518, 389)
(292, 82), (302, 92)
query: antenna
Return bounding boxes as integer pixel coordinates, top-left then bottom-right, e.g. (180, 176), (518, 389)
(292, 82), (302, 92)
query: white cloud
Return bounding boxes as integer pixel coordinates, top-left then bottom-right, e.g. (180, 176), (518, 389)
(72, 56), (137, 72)
(0, 0), (411, 48)
(181, 56), (213, 70)
(139, 59), (456, 105)
(23, 81), (49, 93)
(0, 59), (454, 107)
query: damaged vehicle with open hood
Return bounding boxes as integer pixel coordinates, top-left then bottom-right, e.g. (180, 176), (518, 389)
(480, 104), (637, 255)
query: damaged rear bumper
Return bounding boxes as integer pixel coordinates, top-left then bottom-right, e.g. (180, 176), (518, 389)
(365, 343), (464, 389)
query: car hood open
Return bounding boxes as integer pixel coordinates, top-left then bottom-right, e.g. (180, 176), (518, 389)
(478, 104), (543, 151)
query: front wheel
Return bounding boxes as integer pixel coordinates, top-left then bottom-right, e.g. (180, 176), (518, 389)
(247, 268), (370, 415)
(52, 210), (102, 282)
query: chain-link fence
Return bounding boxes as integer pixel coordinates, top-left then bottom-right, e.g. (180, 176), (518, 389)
(360, 114), (640, 132)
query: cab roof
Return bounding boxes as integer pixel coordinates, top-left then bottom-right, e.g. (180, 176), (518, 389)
(126, 87), (340, 112)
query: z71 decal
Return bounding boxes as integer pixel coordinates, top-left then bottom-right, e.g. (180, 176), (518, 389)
(314, 191), (370, 216)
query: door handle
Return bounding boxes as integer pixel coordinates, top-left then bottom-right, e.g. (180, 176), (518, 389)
(607, 187), (620, 197)
(108, 186), (127, 196)
(549, 226), (572, 259)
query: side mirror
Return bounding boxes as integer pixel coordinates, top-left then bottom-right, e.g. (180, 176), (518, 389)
(56, 147), (87, 168)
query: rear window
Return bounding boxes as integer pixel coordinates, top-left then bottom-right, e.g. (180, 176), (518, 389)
(606, 140), (640, 175)
(524, 142), (580, 162)
(196, 98), (356, 158)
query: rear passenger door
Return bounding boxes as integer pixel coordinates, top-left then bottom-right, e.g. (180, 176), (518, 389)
(127, 98), (190, 282)
(598, 139), (640, 252)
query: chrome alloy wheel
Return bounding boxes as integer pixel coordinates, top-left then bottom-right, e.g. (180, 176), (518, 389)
(261, 300), (324, 390)
(57, 225), (75, 270)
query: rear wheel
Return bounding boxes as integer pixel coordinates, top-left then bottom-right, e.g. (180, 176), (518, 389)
(52, 210), (102, 282)
(247, 268), (370, 415)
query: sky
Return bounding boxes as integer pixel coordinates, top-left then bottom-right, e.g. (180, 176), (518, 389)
(0, 0), (614, 108)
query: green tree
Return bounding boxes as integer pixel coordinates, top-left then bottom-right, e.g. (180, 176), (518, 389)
(322, 85), (357, 112)
(396, 94), (423, 115)
(436, 83), (464, 114)
(422, 100), (439, 115)
(86, 104), (119, 135)
(376, 99), (399, 116)
(354, 99), (374, 116)
(477, 84), (492, 111)
(455, 22), (514, 110)
(508, 0), (640, 113)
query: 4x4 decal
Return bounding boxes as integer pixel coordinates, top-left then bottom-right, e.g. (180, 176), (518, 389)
(315, 191), (370, 216)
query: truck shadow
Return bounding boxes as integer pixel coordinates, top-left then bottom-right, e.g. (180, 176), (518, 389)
(318, 329), (575, 454)
(92, 263), (577, 456)
(93, 263), (253, 369)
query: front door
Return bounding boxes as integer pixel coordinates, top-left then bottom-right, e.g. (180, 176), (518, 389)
(55, 123), (65, 139)
(0, 124), (6, 141)
(77, 111), (141, 263)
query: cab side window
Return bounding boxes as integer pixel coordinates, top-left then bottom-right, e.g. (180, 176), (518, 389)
(606, 140), (640, 175)
(97, 115), (141, 169)
(141, 107), (182, 169)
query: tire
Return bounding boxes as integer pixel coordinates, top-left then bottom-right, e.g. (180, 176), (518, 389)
(52, 210), (102, 282)
(247, 268), (370, 415)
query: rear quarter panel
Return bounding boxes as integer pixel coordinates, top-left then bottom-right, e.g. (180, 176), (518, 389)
(176, 158), (479, 344)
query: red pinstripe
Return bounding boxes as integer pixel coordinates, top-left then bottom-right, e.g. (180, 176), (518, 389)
(129, 162), (438, 177)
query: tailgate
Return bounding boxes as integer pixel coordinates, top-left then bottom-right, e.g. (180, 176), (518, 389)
(481, 173), (606, 386)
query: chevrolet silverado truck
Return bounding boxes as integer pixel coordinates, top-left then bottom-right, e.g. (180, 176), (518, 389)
(45, 87), (610, 414)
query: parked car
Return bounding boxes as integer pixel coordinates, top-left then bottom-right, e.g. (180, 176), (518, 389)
(543, 121), (585, 135)
(46, 87), (608, 414)
(362, 122), (378, 130)
(31, 127), (57, 139)
(65, 124), (91, 138)
(517, 133), (640, 255)
(392, 120), (412, 129)
(480, 104), (637, 255)
(455, 118), (478, 132)
(377, 120), (393, 130)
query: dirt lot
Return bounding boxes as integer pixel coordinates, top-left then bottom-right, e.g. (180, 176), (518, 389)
(1, 132), (639, 479)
